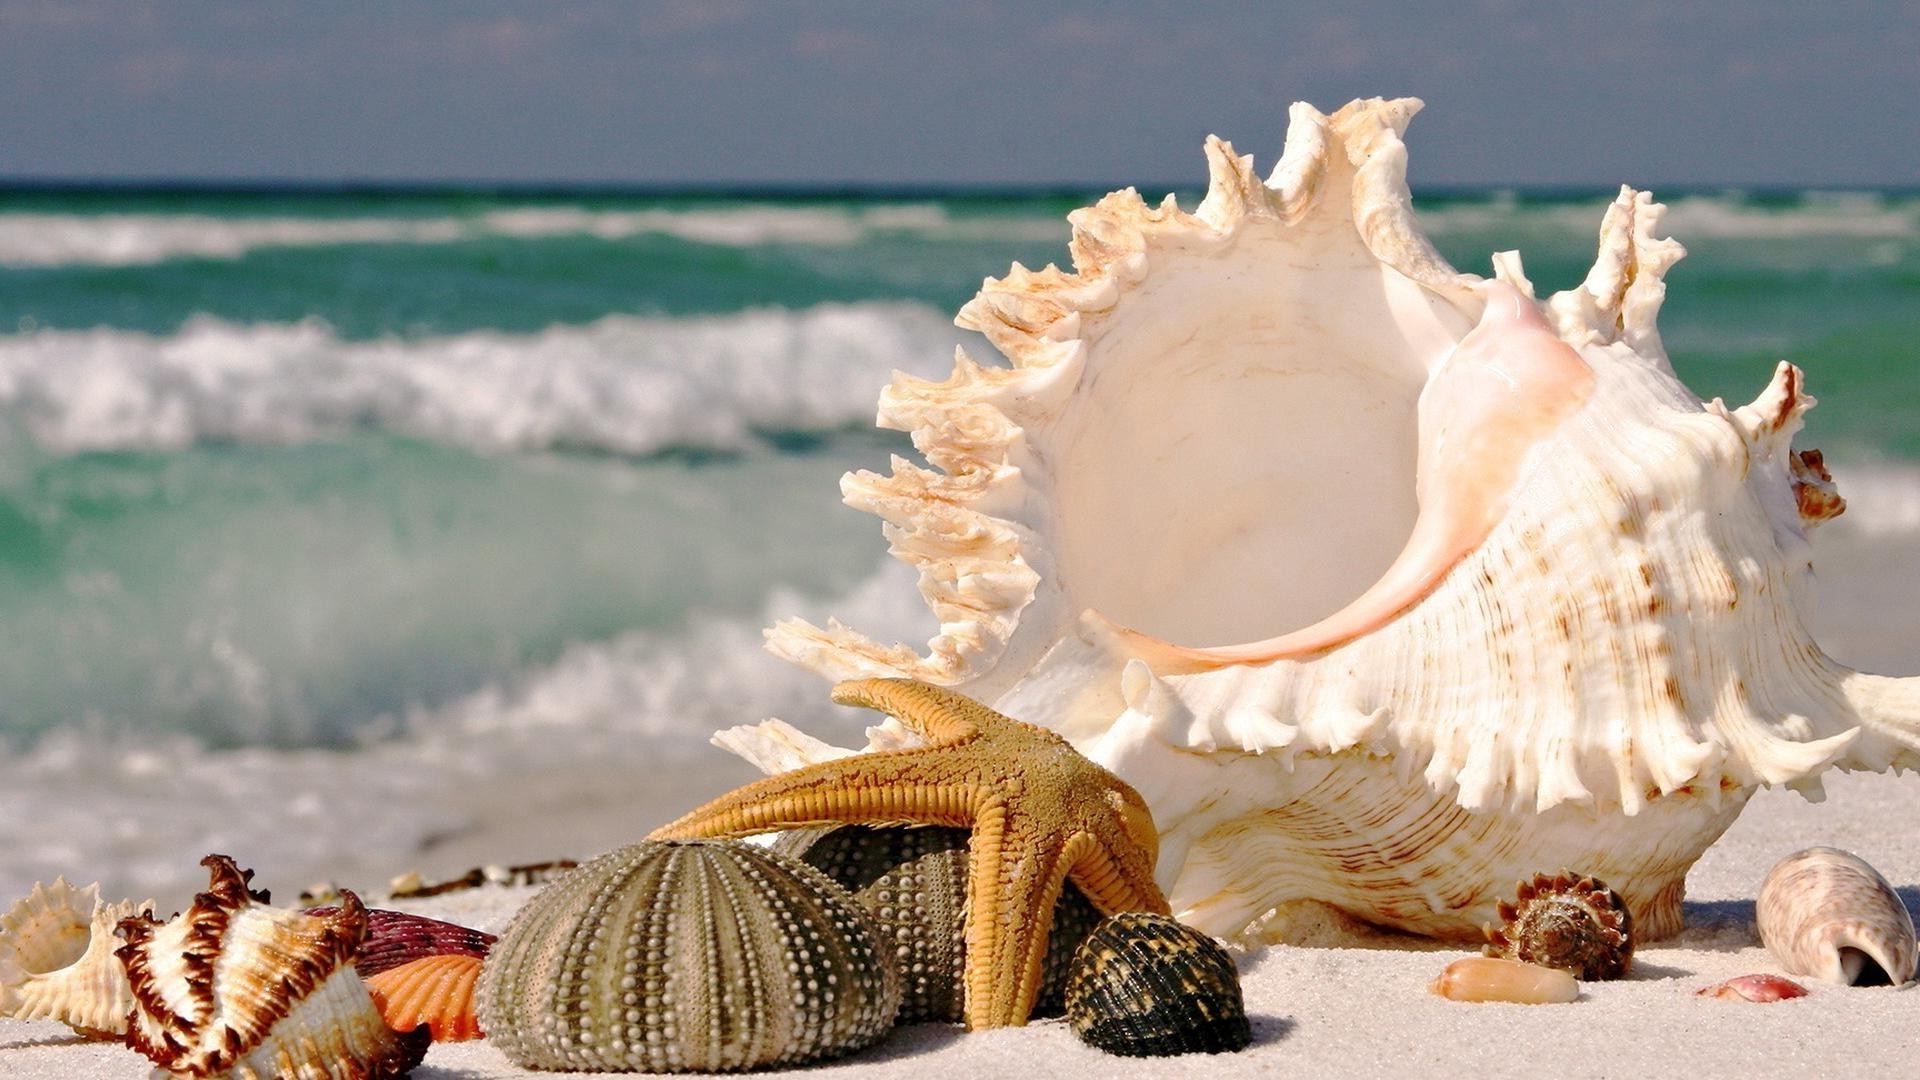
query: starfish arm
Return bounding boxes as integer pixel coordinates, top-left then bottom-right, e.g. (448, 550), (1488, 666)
(830, 678), (990, 744)
(648, 756), (982, 839)
(1062, 830), (1172, 917)
(958, 803), (1075, 1029)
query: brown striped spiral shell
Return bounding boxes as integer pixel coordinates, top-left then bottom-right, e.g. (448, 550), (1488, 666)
(113, 854), (429, 1080)
(772, 824), (1103, 1023)
(476, 839), (902, 1073)
(1482, 870), (1634, 980)
(1063, 912), (1250, 1057)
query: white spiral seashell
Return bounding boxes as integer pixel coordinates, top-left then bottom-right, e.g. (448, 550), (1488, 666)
(1756, 847), (1916, 986)
(739, 96), (1920, 944)
(0, 877), (153, 1037)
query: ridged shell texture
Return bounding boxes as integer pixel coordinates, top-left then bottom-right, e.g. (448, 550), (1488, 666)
(0, 878), (153, 1037)
(365, 954), (483, 1042)
(1063, 912), (1250, 1057)
(477, 840), (902, 1073)
(773, 825), (1103, 1022)
(114, 854), (429, 1080)
(1483, 870), (1634, 980)
(302, 906), (496, 978)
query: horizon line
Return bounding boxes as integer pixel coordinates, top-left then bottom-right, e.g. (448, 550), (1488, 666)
(3, 177), (1917, 201)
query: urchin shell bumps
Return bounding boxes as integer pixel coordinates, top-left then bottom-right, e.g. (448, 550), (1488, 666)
(1483, 870), (1633, 980)
(1063, 912), (1250, 1057)
(773, 825), (1103, 1022)
(477, 840), (902, 1073)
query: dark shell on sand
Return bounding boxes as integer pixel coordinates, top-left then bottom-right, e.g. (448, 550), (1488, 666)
(772, 824), (1104, 1023)
(1063, 912), (1251, 1057)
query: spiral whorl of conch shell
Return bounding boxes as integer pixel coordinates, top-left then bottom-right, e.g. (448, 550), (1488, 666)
(1483, 871), (1633, 980)
(1756, 847), (1917, 986)
(772, 824), (1104, 1022)
(476, 839), (902, 1073)
(1062, 912), (1250, 1057)
(749, 96), (1920, 945)
(114, 854), (430, 1080)
(0, 877), (153, 1038)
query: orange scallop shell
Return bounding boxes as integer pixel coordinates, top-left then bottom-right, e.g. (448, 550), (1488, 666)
(365, 953), (484, 1042)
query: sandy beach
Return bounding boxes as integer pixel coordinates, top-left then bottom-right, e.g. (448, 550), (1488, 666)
(5, 765), (1918, 1080)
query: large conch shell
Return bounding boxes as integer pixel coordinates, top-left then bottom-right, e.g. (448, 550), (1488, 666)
(749, 97), (1920, 943)
(0, 878), (153, 1037)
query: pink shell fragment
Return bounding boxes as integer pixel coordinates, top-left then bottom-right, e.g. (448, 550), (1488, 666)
(1697, 974), (1810, 1002)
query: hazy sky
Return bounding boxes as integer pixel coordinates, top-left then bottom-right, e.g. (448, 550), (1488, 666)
(2, 1), (1916, 188)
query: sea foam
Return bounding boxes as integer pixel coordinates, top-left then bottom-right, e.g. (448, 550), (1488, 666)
(0, 301), (957, 455)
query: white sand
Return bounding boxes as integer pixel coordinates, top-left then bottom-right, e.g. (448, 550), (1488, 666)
(6, 767), (1919, 1079)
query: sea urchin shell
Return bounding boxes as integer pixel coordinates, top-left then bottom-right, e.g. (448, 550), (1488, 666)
(1482, 870), (1633, 980)
(773, 824), (1104, 1022)
(114, 854), (429, 1080)
(1063, 912), (1250, 1057)
(0, 877), (153, 1038)
(476, 839), (902, 1073)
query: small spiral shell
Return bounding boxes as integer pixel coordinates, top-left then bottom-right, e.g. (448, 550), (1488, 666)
(1063, 912), (1250, 1057)
(114, 854), (430, 1080)
(1756, 847), (1916, 986)
(477, 839), (902, 1073)
(1482, 869), (1633, 980)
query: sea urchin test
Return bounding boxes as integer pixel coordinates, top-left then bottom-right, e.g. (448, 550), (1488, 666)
(733, 96), (1920, 943)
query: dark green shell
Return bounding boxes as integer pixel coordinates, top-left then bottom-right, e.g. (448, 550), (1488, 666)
(1063, 912), (1251, 1057)
(476, 840), (902, 1073)
(772, 824), (1104, 1023)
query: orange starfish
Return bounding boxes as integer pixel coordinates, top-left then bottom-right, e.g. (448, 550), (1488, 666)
(649, 677), (1170, 1029)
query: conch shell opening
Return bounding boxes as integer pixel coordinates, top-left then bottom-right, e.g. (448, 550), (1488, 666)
(756, 97), (1920, 943)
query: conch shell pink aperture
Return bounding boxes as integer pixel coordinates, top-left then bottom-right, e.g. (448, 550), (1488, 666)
(738, 97), (1920, 945)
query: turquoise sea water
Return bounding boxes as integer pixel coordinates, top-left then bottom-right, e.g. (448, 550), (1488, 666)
(1, 185), (1918, 904)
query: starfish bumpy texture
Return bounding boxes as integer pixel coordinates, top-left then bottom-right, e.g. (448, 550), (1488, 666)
(649, 677), (1170, 1028)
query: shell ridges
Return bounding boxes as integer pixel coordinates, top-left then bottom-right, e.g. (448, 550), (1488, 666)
(0, 877), (155, 1037)
(477, 840), (901, 1073)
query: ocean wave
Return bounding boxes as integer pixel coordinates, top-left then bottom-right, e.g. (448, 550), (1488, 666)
(1415, 191), (1920, 242)
(0, 557), (936, 907)
(0, 203), (1062, 268)
(0, 302), (957, 454)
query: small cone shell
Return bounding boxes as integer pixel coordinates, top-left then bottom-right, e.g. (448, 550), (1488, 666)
(365, 954), (483, 1042)
(1756, 847), (1917, 986)
(0, 878), (153, 1038)
(1431, 956), (1579, 1004)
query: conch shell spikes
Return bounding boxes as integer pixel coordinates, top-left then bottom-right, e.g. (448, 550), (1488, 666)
(755, 97), (1920, 944)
